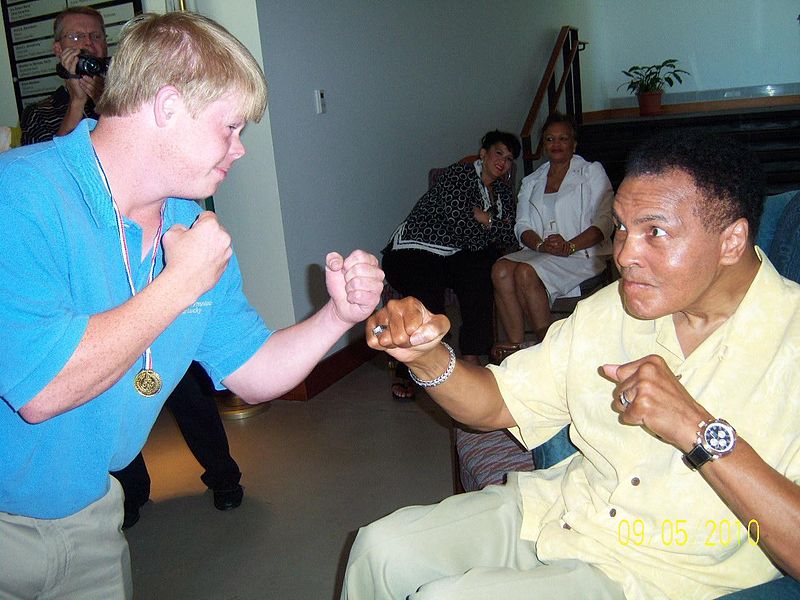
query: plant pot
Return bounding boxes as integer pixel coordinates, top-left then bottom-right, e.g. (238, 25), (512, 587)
(637, 91), (663, 116)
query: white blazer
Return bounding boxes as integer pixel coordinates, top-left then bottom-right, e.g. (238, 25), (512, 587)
(515, 155), (614, 256)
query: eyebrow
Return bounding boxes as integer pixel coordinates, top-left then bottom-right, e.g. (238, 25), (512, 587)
(611, 208), (670, 225)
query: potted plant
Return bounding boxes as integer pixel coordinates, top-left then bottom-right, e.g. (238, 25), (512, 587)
(618, 59), (690, 116)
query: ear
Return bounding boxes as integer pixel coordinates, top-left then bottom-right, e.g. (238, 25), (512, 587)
(53, 40), (63, 58)
(153, 85), (183, 128)
(719, 218), (750, 266)
(479, 148), (487, 161)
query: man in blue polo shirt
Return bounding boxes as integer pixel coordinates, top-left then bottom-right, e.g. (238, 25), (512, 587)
(0, 12), (384, 600)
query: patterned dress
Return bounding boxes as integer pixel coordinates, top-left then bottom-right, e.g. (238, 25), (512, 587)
(382, 160), (517, 356)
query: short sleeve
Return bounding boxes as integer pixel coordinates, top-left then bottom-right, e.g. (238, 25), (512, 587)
(194, 251), (272, 388)
(487, 316), (573, 450)
(0, 198), (87, 410)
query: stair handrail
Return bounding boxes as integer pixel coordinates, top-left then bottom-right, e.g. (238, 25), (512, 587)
(520, 26), (586, 175)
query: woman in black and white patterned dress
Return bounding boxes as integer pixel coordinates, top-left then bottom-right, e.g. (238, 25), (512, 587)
(382, 130), (520, 399)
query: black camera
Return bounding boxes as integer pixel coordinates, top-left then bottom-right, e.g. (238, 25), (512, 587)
(56, 52), (110, 79)
(76, 52), (110, 77)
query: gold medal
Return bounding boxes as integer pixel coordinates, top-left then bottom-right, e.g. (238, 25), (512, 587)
(134, 368), (162, 397)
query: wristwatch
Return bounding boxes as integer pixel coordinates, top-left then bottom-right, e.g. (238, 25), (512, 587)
(683, 418), (737, 470)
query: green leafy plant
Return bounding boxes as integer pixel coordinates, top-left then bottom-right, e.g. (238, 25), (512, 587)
(618, 59), (690, 95)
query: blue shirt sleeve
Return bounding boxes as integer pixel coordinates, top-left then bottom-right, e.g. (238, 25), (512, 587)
(0, 168), (90, 411)
(194, 250), (273, 389)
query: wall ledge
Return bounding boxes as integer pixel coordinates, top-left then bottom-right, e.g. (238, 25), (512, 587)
(583, 94), (800, 123)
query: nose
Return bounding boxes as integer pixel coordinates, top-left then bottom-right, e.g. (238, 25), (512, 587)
(613, 231), (638, 270)
(229, 135), (246, 161)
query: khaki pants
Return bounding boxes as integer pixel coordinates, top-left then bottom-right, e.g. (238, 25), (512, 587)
(0, 477), (131, 600)
(341, 473), (624, 600)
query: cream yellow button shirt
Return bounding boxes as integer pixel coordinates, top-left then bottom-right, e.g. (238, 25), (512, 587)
(488, 249), (800, 599)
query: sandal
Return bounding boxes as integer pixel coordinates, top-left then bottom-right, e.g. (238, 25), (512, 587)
(391, 379), (416, 402)
(490, 342), (523, 365)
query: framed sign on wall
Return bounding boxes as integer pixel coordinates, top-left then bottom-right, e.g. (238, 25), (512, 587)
(1, 0), (142, 120)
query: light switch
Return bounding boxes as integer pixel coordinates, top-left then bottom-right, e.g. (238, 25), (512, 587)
(314, 89), (326, 114)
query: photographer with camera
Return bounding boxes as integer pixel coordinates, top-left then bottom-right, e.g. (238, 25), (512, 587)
(20, 6), (107, 145)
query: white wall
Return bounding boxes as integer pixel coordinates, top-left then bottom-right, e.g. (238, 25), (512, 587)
(577, 0), (800, 110)
(256, 1), (568, 341)
(189, 1), (295, 329)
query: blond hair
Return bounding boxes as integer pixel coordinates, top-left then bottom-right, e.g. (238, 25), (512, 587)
(97, 12), (267, 122)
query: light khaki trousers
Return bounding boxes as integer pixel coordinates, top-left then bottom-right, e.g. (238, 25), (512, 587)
(0, 477), (131, 600)
(341, 473), (624, 600)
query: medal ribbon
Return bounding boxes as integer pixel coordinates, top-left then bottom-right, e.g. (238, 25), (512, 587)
(95, 150), (165, 374)
(110, 200), (165, 372)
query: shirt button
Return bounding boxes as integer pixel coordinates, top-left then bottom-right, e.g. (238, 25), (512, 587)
(631, 477), (641, 486)
(562, 522), (571, 530)
(609, 508), (617, 517)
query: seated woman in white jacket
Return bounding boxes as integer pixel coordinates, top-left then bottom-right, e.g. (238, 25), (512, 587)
(491, 113), (614, 360)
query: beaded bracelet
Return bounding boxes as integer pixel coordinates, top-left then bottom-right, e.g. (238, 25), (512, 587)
(408, 342), (456, 388)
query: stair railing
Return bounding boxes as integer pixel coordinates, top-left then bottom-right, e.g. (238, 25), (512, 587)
(520, 26), (586, 175)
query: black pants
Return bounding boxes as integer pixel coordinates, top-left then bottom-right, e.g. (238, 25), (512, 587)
(382, 247), (498, 357)
(111, 362), (241, 506)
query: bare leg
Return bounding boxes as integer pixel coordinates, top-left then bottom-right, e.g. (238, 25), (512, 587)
(491, 260), (526, 344)
(514, 263), (552, 342)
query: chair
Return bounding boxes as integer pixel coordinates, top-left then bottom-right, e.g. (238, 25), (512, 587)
(759, 189), (800, 281)
(454, 424), (575, 493)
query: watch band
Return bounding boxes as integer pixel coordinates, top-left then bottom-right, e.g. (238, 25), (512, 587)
(684, 443), (713, 470)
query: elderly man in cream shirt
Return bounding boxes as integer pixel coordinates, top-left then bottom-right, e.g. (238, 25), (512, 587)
(342, 129), (800, 600)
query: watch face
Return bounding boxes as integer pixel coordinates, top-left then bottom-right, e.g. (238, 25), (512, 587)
(704, 421), (736, 454)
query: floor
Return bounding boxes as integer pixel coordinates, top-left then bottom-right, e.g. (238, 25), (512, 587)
(125, 356), (454, 600)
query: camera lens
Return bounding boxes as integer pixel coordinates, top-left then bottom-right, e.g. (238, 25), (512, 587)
(75, 52), (109, 77)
